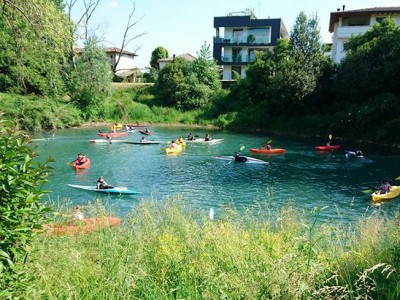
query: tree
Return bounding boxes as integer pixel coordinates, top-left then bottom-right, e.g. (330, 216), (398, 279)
(0, 118), (52, 296)
(150, 46), (169, 70)
(68, 36), (112, 118)
(0, 0), (71, 95)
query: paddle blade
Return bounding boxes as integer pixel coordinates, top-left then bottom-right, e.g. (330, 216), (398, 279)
(362, 189), (373, 194)
(329, 134), (332, 140)
(266, 139), (272, 144)
(395, 176), (400, 180)
(239, 146), (245, 151)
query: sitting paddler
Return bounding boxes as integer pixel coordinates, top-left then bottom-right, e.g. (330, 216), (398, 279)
(169, 140), (178, 149)
(96, 176), (114, 189)
(234, 152), (248, 163)
(75, 153), (88, 165)
(177, 136), (185, 144)
(140, 137), (147, 143)
(187, 132), (194, 141)
(205, 133), (211, 141)
(377, 180), (391, 195)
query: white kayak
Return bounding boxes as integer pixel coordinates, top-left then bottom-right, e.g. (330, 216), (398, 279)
(187, 138), (224, 144)
(124, 141), (161, 145)
(214, 156), (269, 164)
(345, 150), (364, 158)
(68, 184), (140, 195)
(88, 139), (129, 143)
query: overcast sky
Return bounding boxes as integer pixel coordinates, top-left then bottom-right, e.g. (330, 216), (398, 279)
(70, 0), (399, 68)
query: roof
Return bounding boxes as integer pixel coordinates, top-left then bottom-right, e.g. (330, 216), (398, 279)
(329, 7), (400, 32)
(105, 47), (138, 57)
(158, 53), (197, 63)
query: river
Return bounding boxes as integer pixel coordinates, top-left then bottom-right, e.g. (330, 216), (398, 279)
(31, 126), (400, 222)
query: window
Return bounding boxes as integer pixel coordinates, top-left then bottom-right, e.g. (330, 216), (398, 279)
(233, 29), (243, 43)
(248, 27), (271, 44)
(376, 17), (386, 24)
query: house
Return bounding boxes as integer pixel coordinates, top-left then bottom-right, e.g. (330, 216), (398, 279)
(105, 47), (139, 82)
(329, 6), (400, 63)
(158, 53), (197, 70)
(213, 14), (289, 81)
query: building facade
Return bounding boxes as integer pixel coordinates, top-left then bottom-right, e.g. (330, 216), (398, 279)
(329, 6), (400, 63)
(213, 15), (289, 81)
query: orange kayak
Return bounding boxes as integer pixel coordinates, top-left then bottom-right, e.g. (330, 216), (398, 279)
(249, 148), (286, 154)
(72, 158), (91, 170)
(42, 217), (121, 235)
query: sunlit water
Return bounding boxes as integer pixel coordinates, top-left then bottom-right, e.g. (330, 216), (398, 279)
(31, 126), (400, 222)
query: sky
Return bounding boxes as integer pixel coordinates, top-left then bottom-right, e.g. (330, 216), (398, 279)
(70, 0), (399, 69)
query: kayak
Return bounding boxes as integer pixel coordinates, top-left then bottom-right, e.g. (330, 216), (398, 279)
(176, 140), (186, 147)
(214, 156), (269, 164)
(372, 186), (400, 202)
(72, 158), (91, 170)
(42, 217), (120, 235)
(98, 132), (128, 138)
(110, 123), (123, 130)
(139, 130), (152, 136)
(315, 145), (341, 151)
(165, 144), (183, 154)
(68, 184), (140, 195)
(88, 139), (128, 143)
(187, 138), (224, 144)
(249, 148), (286, 154)
(124, 141), (161, 145)
(345, 150), (364, 158)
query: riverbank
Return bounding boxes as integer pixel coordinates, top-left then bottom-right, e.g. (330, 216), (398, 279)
(25, 198), (400, 299)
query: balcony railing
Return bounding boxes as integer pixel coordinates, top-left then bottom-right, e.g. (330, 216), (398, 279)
(214, 36), (270, 45)
(221, 55), (256, 63)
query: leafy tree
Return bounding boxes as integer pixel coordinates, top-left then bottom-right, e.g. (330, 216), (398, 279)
(150, 46), (169, 70)
(0, 0), (71, 96)
(68, 36), (112, 119)
(0, 118), (52, 297)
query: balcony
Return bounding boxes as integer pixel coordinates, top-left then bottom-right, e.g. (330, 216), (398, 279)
(335, 25), (371, 38)
(221, 55), (253, 63)
(214, 36), (270, 45)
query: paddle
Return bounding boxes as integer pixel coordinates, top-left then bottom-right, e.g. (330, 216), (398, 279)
(329, 134), (332, 140)
(66, 155), (88, 165)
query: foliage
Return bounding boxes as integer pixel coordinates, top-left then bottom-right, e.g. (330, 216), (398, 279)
(67, 36), (112, 119)
(0, 0), (71, 96)
(150, 46), (169, 70)
(155, 42), (222, 110)
(22, 197), (400, 299)
(0, 118), (52, 297)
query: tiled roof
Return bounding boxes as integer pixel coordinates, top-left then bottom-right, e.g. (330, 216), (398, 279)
(329, 6), (400, 32)
(105, 47), (137, 56)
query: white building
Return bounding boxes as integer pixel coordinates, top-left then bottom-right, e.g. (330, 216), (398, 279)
(158, 53), (196, 70)
(329, 6), (400, 63)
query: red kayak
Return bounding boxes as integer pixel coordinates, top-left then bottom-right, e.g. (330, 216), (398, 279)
(72, 158), (91, 170)
(98, 132), (128, 138)
(139, 130), (152, 136)
(249, 148), (286, 154)
(315, 145), (341, 151)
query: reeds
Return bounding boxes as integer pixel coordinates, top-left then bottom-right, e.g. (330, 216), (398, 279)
(25, 196), (400, 299)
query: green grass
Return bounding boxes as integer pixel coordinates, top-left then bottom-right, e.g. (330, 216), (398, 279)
(23, 196), (400, 299)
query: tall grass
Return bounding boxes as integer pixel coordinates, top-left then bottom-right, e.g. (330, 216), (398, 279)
(24, 196), (400, 299)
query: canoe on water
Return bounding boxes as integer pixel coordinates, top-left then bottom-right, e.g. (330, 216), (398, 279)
(124, 141), (161, 145)
(68, 184), (140, 195)
(187, 138), (224, 144)
(42, 217), (121, 235)
(214, 156), (269, 164)
(72, 158), (91, 170)
(315, 145), (341, 151)
(88, 139), (129, 143)
(371, 186), (400, 202)
(98, 132), (128, 138)
(249, 148), (286, 154)
(110, 123), (123, 130)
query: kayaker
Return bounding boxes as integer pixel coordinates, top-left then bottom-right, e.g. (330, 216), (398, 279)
(169, 140), (178, 149)
(325, 140), (331, 146)
(177, 136), (184, 144)
(96, 176), (114, 189)
(378, 180), (391, 195)
(355, 150), (363, 157)
(75, 153), (88, 166)
(107, 135), (112, 144)
(234, 152), (248, 163)
(264, 144), (271, 150)
(187, 132), (194, 141)
(140, 137), (147, 142)
(205, 133), (211, 141)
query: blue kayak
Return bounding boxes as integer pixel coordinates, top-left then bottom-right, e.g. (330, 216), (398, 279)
(68, 184), (140, 195)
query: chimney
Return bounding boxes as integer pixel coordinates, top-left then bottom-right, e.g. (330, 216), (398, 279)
(342, 5), (345, 11)
(337, 8), (340, 11)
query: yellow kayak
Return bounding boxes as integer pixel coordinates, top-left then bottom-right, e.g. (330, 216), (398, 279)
(165, 144), (182, 155)
(176, 140), (186, 147)
(372, 186), (400, 202)
(110, 123), (123, 130)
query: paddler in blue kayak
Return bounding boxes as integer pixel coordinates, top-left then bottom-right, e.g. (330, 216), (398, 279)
(96, 176), (114, 189)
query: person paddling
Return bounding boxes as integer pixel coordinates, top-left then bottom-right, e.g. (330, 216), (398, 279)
(377, 180), (391, 195)
(234, 152), (248, 163)
(96, 176), (114, 189)
(75, 153), (88, 166)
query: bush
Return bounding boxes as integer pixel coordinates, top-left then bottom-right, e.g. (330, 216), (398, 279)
(0, 118), (52, 297)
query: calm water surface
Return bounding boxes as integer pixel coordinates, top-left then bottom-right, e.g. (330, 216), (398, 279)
(31, 126), (400, 222)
